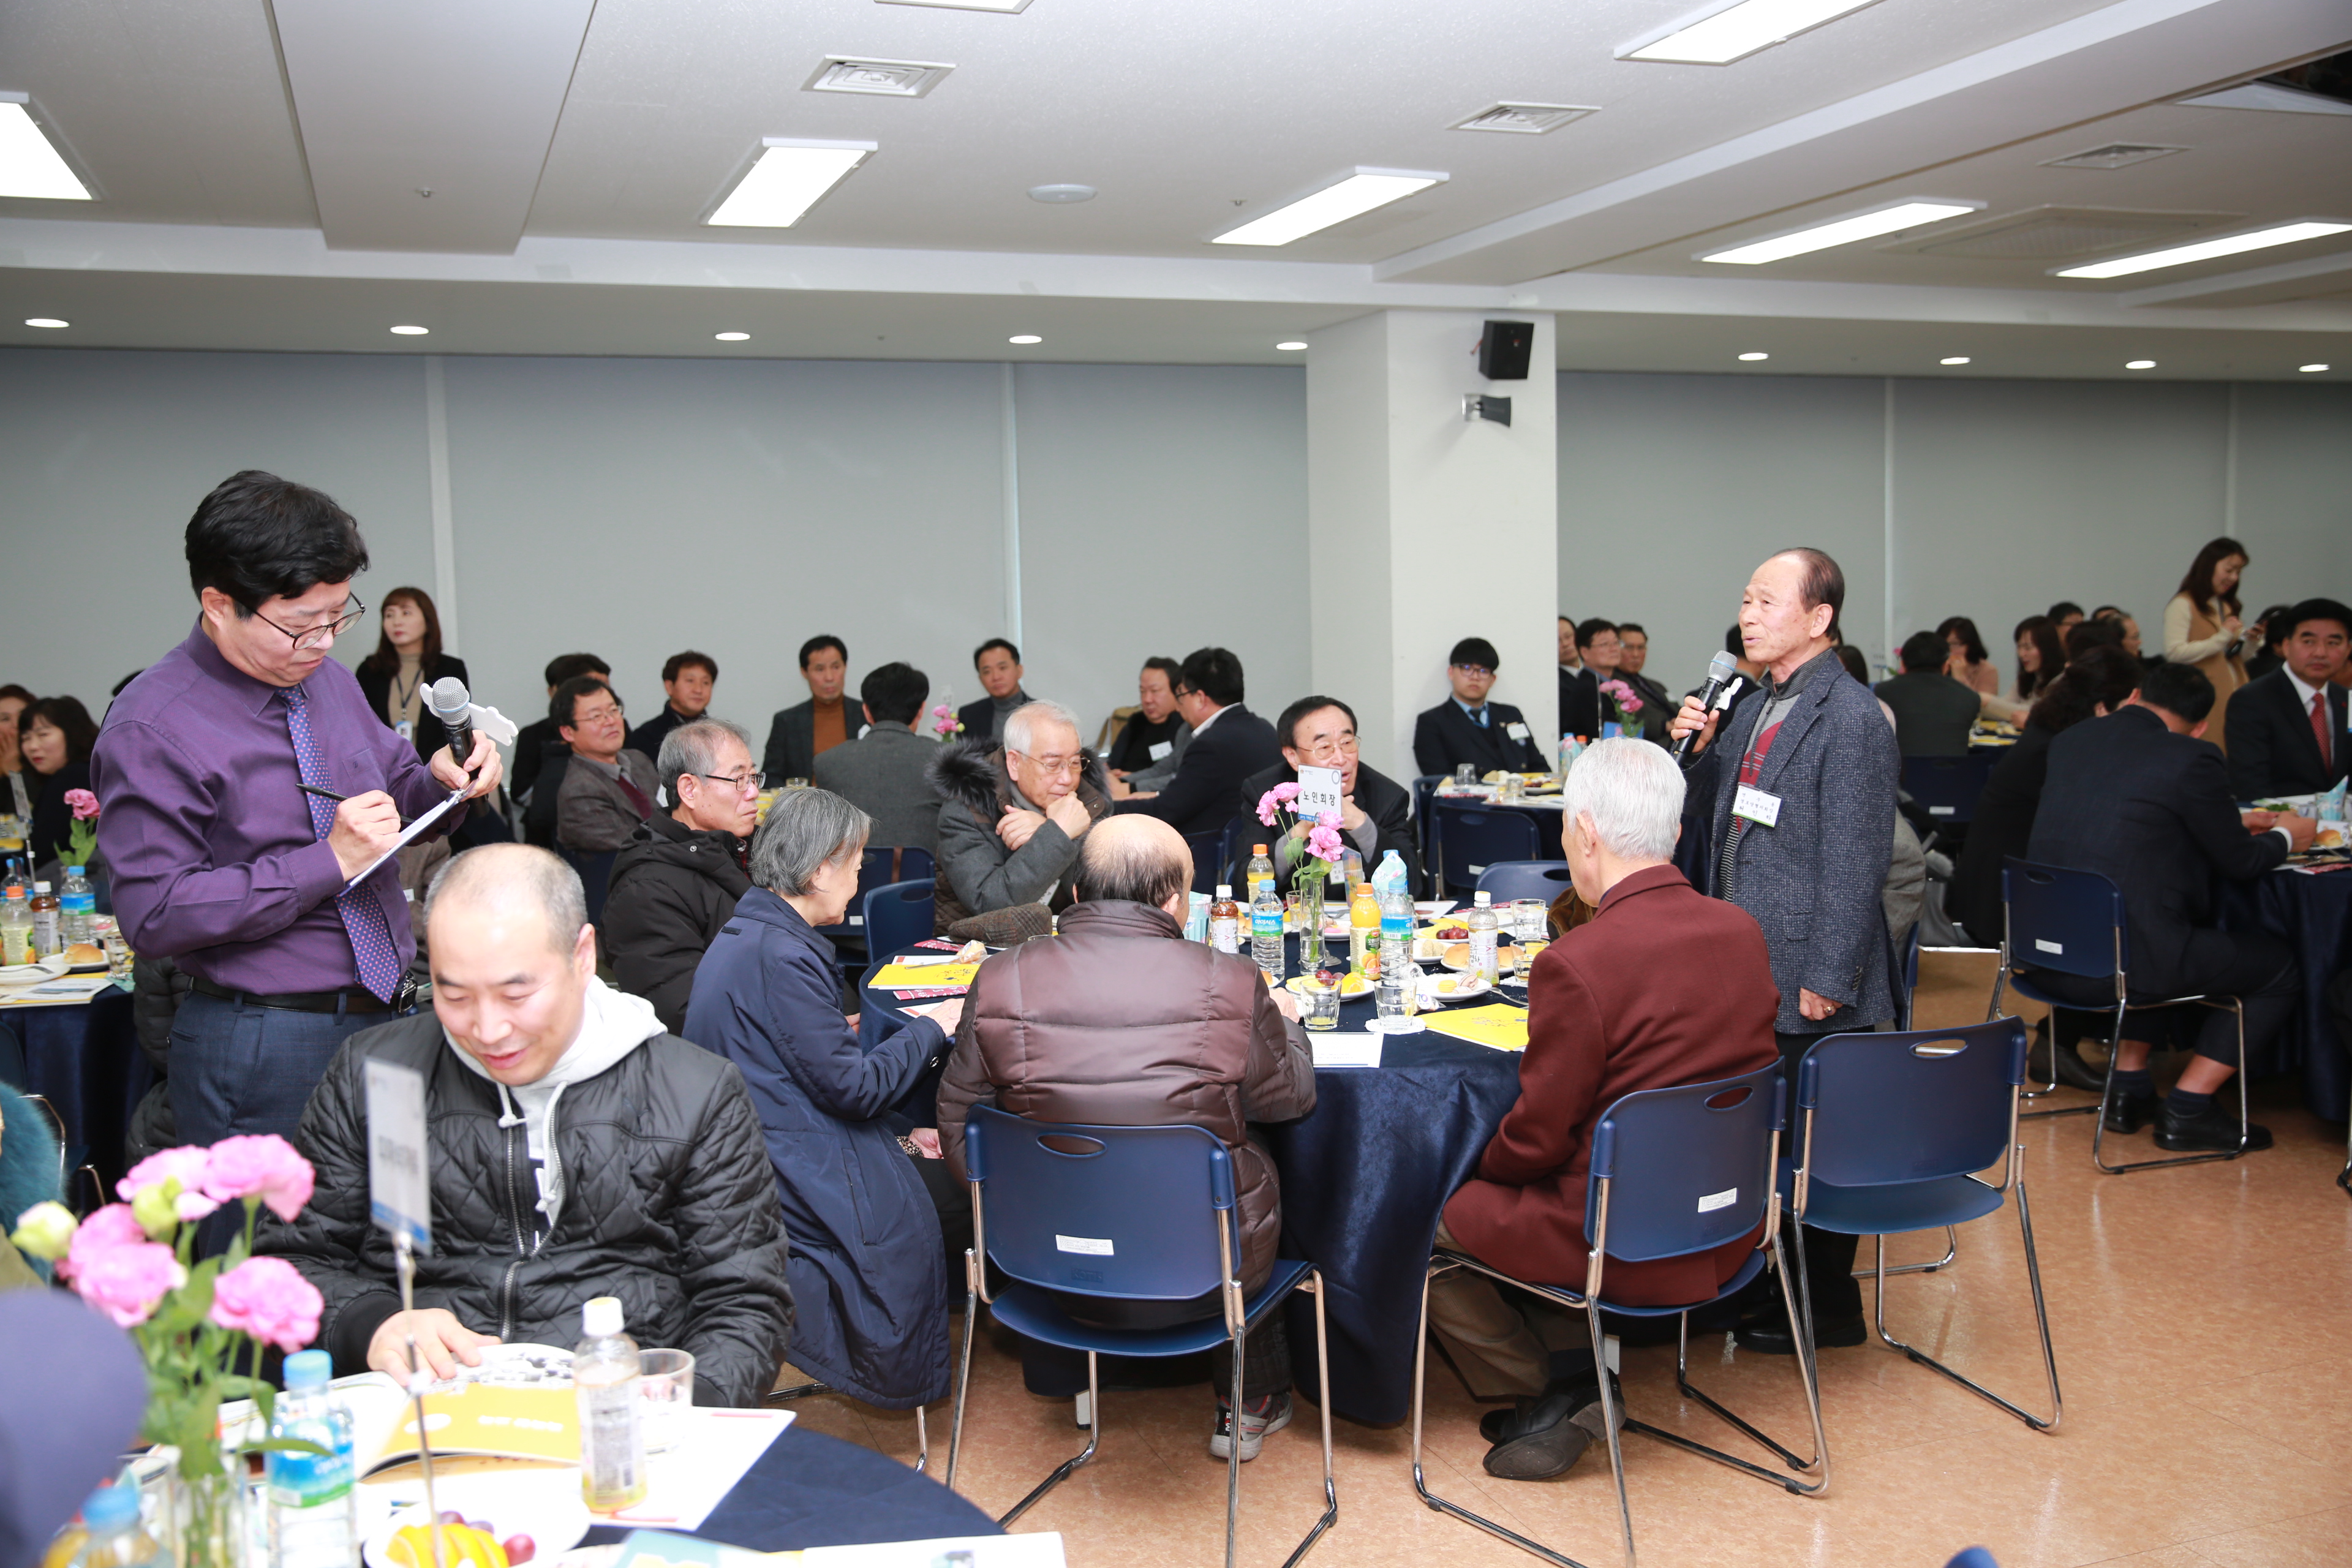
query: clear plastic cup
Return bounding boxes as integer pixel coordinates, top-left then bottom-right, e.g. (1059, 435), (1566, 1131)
(1302, 978), (1342, 1031)
(1510, 899), (1548, 941)
(638, 1348), (696, 1455)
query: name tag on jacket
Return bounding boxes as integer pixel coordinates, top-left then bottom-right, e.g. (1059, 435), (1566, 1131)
(1732, 785), (1782, 828)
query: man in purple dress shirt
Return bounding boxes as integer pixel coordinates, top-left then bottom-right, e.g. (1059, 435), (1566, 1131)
(92, 471), (502, 1180)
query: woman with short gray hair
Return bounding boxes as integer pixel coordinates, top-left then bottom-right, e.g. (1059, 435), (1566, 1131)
(683, 787), (968, 1412)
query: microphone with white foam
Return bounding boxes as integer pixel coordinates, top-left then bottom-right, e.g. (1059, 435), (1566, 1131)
(1671, 650), (1743, 762)
(428, 676), (478, 775)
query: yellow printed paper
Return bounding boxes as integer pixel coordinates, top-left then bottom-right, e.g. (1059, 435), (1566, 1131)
(870, 962), (981, 989)
(368, 1382), (578, 1474)
(1422, 1003), (1531, 1052)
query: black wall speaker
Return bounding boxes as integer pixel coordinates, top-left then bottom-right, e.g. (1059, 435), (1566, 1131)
(1478, 320), (1534, 381)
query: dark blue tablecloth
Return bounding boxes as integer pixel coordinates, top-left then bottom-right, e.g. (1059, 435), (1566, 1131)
(861, 934), (1526, 1430)
(2222, 865), (2352, 1118)
(582, 1425), (998, 1551)
(0, 987), (146, 1187)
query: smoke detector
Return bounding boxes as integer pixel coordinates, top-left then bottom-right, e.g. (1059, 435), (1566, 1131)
(804, 56), (955, 98)
(2041, 143), (2185, 170)
(1450, 102), (1597, 135)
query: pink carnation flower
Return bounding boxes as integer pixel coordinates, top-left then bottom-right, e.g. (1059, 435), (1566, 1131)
(1255, 781), (1301, 827)
(58, 1203), (148, 1281)
(203, 1134), (315, 1222)
(209, 1257), (323, 1353)
(119, 1146), (220, 1217)
(63, 788), (100, 821)
(72, 1240), (187, 1329)
(1305, 824), (1346, 863)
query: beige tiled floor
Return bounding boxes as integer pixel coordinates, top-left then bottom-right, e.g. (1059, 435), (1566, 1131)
(781, 952), (2352, 1567)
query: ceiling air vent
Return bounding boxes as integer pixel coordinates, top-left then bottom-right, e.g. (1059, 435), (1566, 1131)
(804, 56), (955, 98)
(2041, 143), (2184, 170)
(1450, 102), (1597, 135)
(1877, 206), (2236, 261)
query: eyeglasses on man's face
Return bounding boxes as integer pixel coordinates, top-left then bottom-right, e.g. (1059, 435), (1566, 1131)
(251, 594), (368, 651)
(698, 769), (767, 795)
(1297, 735), (1359, 763)
(1011, 750), (1084, 777)
(1452, 663), (1494, 679)
(570, 699), (625, 727)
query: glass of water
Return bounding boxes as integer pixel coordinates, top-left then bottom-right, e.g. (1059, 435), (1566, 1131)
(1302, 976), (1343, 1031)
(638, 1348), (696, 1455)
(1511, 899), (1549, 941)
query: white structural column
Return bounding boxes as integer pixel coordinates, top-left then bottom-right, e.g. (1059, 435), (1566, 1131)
(1306, 311), (1559, 786)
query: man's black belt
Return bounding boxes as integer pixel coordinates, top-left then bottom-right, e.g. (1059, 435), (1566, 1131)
(192, 976), (406, 1014)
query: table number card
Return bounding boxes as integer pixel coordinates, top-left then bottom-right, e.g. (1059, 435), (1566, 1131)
(1295, 766), (1344, 821)
(366, 1057), (432, 1252)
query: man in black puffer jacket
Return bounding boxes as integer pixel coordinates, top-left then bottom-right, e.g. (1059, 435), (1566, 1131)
(262, 844), (791, 1407)
(604, 719), (758, 1035)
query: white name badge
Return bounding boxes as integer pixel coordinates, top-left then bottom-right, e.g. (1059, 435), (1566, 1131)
(1504, 722), (1531, 742)
(1148, 740), (1173, 762)
(1732, 784), (1782, 828)
(1295, 765), (1344, 820)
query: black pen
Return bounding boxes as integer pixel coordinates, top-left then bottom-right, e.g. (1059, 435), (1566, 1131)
(298, 783), (349, 804)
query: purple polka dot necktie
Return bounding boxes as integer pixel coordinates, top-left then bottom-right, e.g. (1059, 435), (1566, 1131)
(285, 684), (402, 1002)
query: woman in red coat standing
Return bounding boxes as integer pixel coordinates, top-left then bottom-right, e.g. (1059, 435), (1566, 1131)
(1430, 738), (1782, 1481)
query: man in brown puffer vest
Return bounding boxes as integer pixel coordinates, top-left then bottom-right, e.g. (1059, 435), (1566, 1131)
(937, 814), (1316, 1462)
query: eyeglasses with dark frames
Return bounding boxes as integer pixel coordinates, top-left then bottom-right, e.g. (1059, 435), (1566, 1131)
(249, 594), (368, 651)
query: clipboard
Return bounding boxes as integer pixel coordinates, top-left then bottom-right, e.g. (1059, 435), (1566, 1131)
(340, 786), (468, 895)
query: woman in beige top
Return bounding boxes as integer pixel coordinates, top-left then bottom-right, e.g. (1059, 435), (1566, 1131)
(1939, 617), (2000, 695)
(2163, 537), (2250, 753)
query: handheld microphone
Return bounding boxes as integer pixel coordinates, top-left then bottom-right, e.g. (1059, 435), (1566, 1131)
(1672, 650), (1742, 761)
(428, 676), (478, 775)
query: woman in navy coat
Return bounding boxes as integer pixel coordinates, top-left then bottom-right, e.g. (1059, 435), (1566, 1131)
(683, 788), (965, 1409)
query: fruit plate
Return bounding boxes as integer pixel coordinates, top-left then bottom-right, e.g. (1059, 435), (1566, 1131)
(361, 1466), (591, 1568)
(1420, 973), (1492, 1005)
(1286, 973), (1371, 999)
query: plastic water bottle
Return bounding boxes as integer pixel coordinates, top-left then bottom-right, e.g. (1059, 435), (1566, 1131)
(0, 881), (31, 967)
(67, 1484), (160, 1568)
(1250, 883), (1286, 986)
(1376, 885), (1414, 1019)
(59, 867), (96, 946)
(1370, 849), (1407, 905)
(576, 1296), (648, 1512)
(1468, 891), (1501, 987)
(267, 1350), (355, 1568)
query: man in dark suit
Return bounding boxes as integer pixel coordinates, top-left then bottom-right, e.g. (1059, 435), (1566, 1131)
(1556, 616), (1590, 740)
(2027, 662), (2313, 1152)
(514, 653), (609, 846)
(2225, 597), (2351, 801)
(1670, 548), (1896, 1354)
(761, 635), (851, 785)
(1414, 636), (1548, 778)
(1875, 630), (1985, 757)
(1237, 695), (1422, 889)
(812, 662), (943, 854)
(959, 638), (1033, 745)
(627, 650), (717, 761)
(1111, 647), (1280, 839)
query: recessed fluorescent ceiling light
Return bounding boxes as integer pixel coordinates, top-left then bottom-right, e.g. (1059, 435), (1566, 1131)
(1275, 341), (1308, 351)
(1702, 200), (1978, 264)
(2125, 360), (2156, 369)
(2052, 219), (2351, 278)
(24, 317), (67, 328)
(1008, 334), (1041, 344)
(707, 140), (876, 228)
(715, 331), (750, 341)
(1213, 168), (1446, 247)
(2301, 363), (2329, 372)
(1619, 0), (1882, 65)
(0, 98), (91, 200)
(1738, 352), (1770, 361)
(389, 325), (429, 336)
(1940, 356), (1971, 365)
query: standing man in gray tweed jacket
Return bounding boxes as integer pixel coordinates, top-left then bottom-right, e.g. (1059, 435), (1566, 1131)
(1670, 546), (1898, 1356)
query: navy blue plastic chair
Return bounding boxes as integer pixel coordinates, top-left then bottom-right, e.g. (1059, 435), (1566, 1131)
(862, 878), (938, 963)
(1430, 802), (1542, 899)
(946, 1106), (1335, 1568)
(1218, 815), (1262, 892)
(1474, 861), (1573, 906)
(1792, 1020), (2060, 1433)
(816, 845), (936, 938)
(559, 846), (617, 927)
(1989, 858), (2250, 1170)
(1184, 829), (1224, 895)
(1902, 754), (1996, 827)
(1412, 1063), (1825, 1568)
(1411, 776), (1445, 895)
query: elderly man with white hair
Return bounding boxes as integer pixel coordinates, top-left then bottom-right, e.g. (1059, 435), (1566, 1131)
(929, 699), (1110, 932)
(1424, 739), (1782, 1482)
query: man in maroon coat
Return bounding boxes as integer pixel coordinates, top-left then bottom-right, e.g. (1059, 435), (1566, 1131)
(1430, 738), (1782, 1480)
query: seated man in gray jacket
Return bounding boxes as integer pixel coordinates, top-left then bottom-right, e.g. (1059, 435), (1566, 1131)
(812, 662), (942, 855)
(552, 676), (658, 854)
(927, 701), (1109, 933)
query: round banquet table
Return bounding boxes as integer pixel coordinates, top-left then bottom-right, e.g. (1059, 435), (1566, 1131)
(581, 1425), (1000, 1550)
(861, 932), (1526, 1429)
(0, 986), (146, 1188)
(2221, 864), (2352, 1119)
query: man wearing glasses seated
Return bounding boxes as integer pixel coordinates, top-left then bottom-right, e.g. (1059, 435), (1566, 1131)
(91, 470), (502, 1182)
(930, 699), (1109, 933)
(1109, 646), (1283, 838)
(1414, 637), (1550, 779)
(603, 720), (760, 1035)
(1238, 696), (1422, 887)
(552, 677), (657, 854)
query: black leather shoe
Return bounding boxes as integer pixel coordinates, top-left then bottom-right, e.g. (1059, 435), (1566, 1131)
(1482, 1374), (1620, 1480)
(1735, 1313), (1866, 1356)
(2102, 1091), (2160, 1135)
(2154, 1104), (2272, 1152)
(2030, 1021), (2109, 1093)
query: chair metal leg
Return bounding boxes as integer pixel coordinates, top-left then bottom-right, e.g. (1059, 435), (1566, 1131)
(1864, 1183), (2062, 1431)
(763, 1381), (829, 1405)
(910, 1404), (927, 1476)
(2093, 997), (2253, 1174)
(998, 1350), (1101, 1528)
(1277, 1273), (1340, 1568)
(945, 1275), (979, 1491)
(1851, 1224), (1957, 1280)
(1225, 1324), (1243, 1568)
